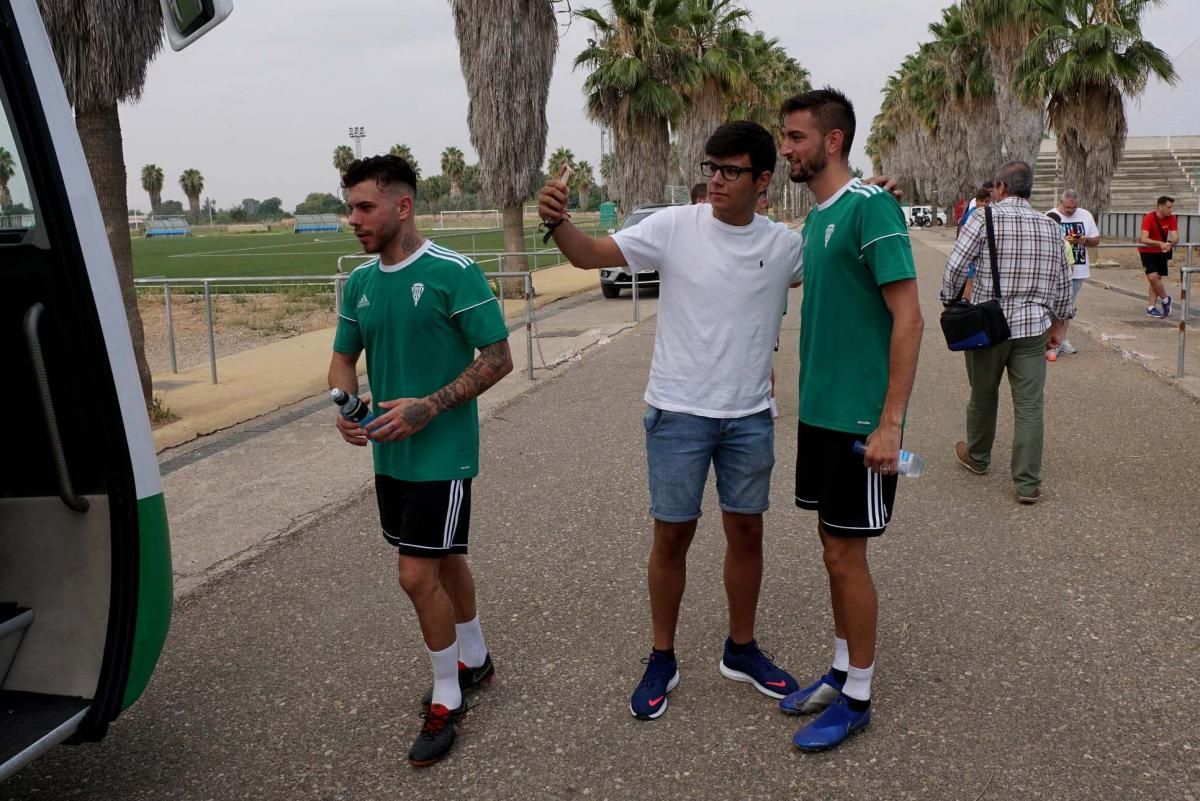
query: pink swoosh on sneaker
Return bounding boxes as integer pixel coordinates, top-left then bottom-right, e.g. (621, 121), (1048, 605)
(766, 681), (788, 688)
(648, 696), (664, 707)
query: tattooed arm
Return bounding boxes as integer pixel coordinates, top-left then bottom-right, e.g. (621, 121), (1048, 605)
(364, 340), (514, 443)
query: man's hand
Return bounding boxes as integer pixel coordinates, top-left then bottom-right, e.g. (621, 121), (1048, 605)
(1161, 241), (1172, 253)
(366, 398), (437, 443)
(863, 422), (902, 474)
(538, 164), (572, 225)
(1048, 319), (1068, 350)
(335, 414), (370, 447)
(864, 175), (903, 201)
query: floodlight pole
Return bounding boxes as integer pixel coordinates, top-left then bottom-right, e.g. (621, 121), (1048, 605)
(349, 126), (366, 159)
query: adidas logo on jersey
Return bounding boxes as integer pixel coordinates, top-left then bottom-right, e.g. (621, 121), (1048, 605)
(412, 283), (425, 306)
(356, 294), (370, 309)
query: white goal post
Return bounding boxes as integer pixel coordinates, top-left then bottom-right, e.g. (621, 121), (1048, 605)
(436, 209), (500, 229)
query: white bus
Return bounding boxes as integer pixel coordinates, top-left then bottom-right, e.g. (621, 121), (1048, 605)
(0, 0), (231, 781)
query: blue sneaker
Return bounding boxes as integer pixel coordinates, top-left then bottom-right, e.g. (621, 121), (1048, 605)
(1146, 306), (1165, 319)
(630, 651), (679, 720)
(792, 694), (871, 751)
(1162, 296), (1173, 318)
(718, 639), (799, 699)
(779, 671), (844, 715)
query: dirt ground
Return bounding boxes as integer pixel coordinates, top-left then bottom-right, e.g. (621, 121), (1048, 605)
(138, 289), (337, 376)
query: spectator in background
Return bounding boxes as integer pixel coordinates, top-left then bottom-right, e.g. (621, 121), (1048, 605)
(690, 183), (709, 204)
(1045, 190), (1100, 357)
(953, 195), (967, 236)
(959, 187), (992, 300)
(941, 161), (1072, 506)
(756, 191), (776, 222)
(1138, 195), (1177, 319)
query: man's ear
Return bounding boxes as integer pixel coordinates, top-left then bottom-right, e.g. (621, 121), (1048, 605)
(395, 193), (414, 220)
(826, 129), (845, 159)
(757, 170), (773, 194)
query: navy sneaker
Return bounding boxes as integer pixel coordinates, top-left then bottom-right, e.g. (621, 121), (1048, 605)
(630, 651), (679, 720)
(718, 639), (799, 699)
(1146, 306), (1165, 319)
(1162, 296), (1173, 318)
(792, 694), (871, 752)
(408, 702), (466, 767)
(779, 671), (844, 715)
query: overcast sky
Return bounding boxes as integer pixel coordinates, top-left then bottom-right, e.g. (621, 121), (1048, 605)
(94, 1), (1200, 210)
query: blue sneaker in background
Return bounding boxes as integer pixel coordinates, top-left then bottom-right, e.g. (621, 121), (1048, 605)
(792, 695), (871, 751)
(630, 651), (679, 720)
(718, 639), (799, 700)
(779, 671), (844, 715)
(1162, 296), (1173, 318)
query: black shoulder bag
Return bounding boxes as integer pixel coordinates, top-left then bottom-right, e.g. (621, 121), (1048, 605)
(940, 205), (1011, 351)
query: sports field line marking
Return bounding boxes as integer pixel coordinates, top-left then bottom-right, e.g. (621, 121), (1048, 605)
(164, 236), (361, 258)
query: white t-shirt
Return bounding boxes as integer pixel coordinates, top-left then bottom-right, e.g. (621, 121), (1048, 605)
(1045, 207), (1099, 279)
(611, 204), (804, 418)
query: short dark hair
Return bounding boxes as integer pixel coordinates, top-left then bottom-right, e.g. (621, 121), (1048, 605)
(690, 183), (708, 203)
(781, 87), (857, 158)
(995, 161), (1033, 200)
(1158, 195), (1175, 206)
(341, 155), (418, 197)
(975, 187), (991, 202)
(704, 120), (777, 176)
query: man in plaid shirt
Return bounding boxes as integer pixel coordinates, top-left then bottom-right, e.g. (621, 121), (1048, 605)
(940, 160), (1073, 505)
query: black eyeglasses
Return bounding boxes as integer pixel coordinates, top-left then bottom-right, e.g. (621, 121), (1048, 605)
(699, 161), (758, 181)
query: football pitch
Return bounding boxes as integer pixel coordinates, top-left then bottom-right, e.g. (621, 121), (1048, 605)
(131, 226), (563, 280)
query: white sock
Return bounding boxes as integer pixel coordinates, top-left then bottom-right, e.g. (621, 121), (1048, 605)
(428, 642), (462, 710)
(832, 638), (850, 673)
(843, 662), (875, 702)
(455, 615), (488, 669)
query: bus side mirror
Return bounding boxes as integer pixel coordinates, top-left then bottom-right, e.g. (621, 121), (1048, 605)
(161, 0), (234, 51)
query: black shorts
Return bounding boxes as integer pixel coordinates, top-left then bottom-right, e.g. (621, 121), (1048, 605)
(375, 475), (471, 557)
(795, 422), (898, 537)
(1140, 252), (1169, 277)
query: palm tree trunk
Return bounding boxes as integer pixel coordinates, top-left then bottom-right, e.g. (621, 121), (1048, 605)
(988, 42), (1044, 171)
(577, 183), (590, 212)
(676, 80), (725, 187)
(965, 96), (1003, 186)
(75, 101), (153, 412)
(187, 194), (200, 220)
(451, 181), (463, 203)
(1052, 87), (1124, 217)
(150, 190), (161, 216)
(500, 204), (528, 299)
(615, 112), (670, 211)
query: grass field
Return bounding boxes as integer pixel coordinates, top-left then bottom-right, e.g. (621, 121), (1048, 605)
(131, 225), (569, 280)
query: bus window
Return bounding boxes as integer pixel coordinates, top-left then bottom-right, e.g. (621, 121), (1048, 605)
(0, 87), (37, 241)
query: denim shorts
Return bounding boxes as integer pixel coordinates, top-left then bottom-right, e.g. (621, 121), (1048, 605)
(643, 406), (775, 522)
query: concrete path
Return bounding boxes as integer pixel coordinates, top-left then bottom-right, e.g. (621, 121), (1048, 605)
(4, 234), (1197, 800)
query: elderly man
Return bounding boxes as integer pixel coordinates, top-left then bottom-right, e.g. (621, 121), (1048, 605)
(1046, 189), (1100, 357)
(941, 161), (1072, 505)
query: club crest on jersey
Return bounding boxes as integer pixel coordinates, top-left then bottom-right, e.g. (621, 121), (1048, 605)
(824, 224), (836, 247)
(411, 283), (425, 306)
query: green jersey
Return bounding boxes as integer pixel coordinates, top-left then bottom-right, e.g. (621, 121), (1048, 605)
(333, 242), (509, 481)
(798, 179), (916, 434)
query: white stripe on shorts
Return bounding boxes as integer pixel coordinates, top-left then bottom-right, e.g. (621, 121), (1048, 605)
(443, 480), (463, 549)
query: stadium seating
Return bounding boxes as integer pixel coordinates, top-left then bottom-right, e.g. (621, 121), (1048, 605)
(1030, 136), (1200, 212)
(293, 214), (341, 233)
(144, 216), (191, 237)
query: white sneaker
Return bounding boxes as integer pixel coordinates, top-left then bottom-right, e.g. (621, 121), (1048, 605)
(1058, 340), (1077, 355)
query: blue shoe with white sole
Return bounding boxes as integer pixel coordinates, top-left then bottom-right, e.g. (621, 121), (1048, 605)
(718, 639), (798, 700)
(792, 694), (871, 751)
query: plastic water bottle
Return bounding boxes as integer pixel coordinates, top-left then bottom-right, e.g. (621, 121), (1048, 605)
(852, 441), (925, 478)
(330, 388), (375, 426)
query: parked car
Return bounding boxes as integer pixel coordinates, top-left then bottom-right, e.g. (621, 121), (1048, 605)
(599, 203), (672, 298)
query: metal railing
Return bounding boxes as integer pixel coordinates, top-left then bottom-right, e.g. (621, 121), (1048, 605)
(1091, 242), (1195, 377)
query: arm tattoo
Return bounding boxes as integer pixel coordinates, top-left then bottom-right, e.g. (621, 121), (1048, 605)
(428, 341), (512, 413)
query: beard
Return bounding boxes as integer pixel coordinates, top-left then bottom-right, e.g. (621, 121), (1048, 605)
(788, 149), (827, 184)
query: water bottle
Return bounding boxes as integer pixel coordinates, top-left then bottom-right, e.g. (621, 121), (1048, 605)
(330, 388), (376, 426)
(852, 441), (925, 478)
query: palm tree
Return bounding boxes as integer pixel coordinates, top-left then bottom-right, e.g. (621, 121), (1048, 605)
(674, 0), (752, 185)
(573, 160), (596, 211)
(546, 146), (576, 180)
(440, 146), (467, 203)
(932, 4), (1002, 187)
(178, 168), (204, 220)
(961, 0), (1046, 170)
(449, 0), (556, 280)
(141, 163), (164, 216)
(37, 0), (164, 410)
(0, 147), (14, 210)
(333, 145), (355, 178)
(576, 0), (692, 212)
(1016, 0), (1176, 216)
(388, 143), (421, 178)
(600, 152), (617, 188)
